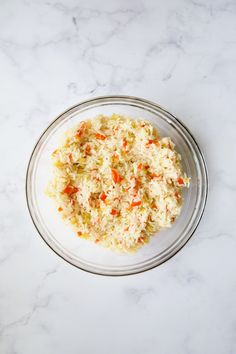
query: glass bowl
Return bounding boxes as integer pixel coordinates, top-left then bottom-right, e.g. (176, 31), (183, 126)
(26, 96), (208, 276)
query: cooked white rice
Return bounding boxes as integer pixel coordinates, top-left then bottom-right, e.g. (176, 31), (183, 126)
(46, 114), (190, 252)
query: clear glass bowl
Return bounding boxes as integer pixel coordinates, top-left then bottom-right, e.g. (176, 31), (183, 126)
(26, 96), (208, 276)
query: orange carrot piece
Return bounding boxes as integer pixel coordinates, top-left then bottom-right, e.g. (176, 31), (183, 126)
(178, 177), (184, 185)
(75, 122), (86, 138)
(85, 144), (91, 155)
(110, 209), (120, 216)
(150, 173), (159, 179)
(123, 139), (128, 148)
(138, 163), (143, 170)
(68, 153), (73, 162)
(111, 168), (123, 183)
(95, 133), (106, 140)
(62, 185), (79, 196)
(100, 192), (107, 201)
(146, 139), (159, 147)
(131, 200), (142, 207)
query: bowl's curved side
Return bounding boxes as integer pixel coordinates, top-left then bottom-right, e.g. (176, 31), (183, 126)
(26, 95), (208, 276)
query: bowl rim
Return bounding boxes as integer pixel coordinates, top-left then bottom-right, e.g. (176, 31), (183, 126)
(26, 95), (208, 276)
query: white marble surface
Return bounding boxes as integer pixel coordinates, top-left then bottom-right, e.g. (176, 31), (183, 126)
(0, 0), (236, 353)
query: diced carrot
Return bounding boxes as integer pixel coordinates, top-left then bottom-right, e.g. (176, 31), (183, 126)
(111, 168), (123, 183)
(77, 231), (82, 237)
(111, 169), (118, 183)
(150, 173), (159, 179)
(146, 139), (159, 147)
(100, 192), (107, 201)
(75, 122), (86, 138)
(138, 236), (145, 244)
(58, 207), (63, 212)
(123, 139), (128, 148)
(138, 163), (143, 170)
(76, 131), (82, 138)
(68, 153), (73, 162)
(131, 200), (142, 207)
(110, 209), (120, 216)
(85, 144), (91, 155)
(178, 177), (184, 185)
(132, 190), (138, 197)
(95, 239), (100, 243)
(62, 185), (79, 196)
(95, 133), (106, 140)
(124, 227), (129, 231)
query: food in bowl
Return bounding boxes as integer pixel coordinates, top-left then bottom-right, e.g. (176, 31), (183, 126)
(46, 114), (190, 252)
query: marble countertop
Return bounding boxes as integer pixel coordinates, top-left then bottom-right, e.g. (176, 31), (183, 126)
(1, 0), (236, 353)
